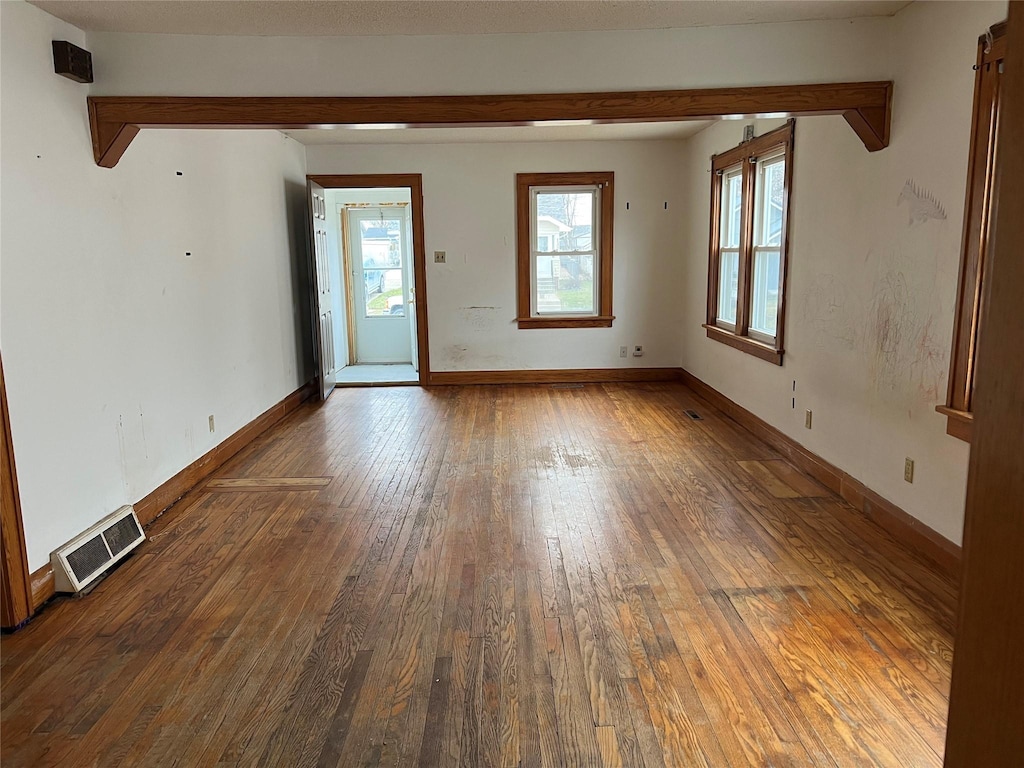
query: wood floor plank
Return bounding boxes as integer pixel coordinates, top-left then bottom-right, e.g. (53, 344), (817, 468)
(205, 476), (333, 491)
(1, 383), (958, 768)
(738, 460), (802, 498)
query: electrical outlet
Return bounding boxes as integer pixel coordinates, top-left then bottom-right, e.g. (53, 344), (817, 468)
(619, 346), (628, 358)
(804, 410), (812, 429)
(904, 457), (914, 483)
(633, 345), (644, 357)
(433, 250), (446, 263)
(208, 415), (215, 433)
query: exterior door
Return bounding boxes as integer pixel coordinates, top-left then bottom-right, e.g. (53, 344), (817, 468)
(348, 207), (413, 364)
(307, 181), (337, 400)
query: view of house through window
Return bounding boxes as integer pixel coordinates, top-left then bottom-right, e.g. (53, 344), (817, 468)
(516, 172), (614, 329)
(355, 215), (406, 318)
(533, 190), (598, 315)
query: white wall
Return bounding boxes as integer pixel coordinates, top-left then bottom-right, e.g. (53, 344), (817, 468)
(87, 18), (892, 97)
(677, 1), (1007, 545)
(308, 141), (686, 371)
(1, 1), (312, 570)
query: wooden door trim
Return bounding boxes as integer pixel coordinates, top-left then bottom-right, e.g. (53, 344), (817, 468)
(339, 208), (357, 366)
(1, 354), (33, 630)
(87, 82), (892, 167)
(308, 175), (430, 387)
(944, 6), (1024, 765)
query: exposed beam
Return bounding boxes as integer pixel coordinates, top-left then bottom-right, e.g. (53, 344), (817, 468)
(87, 81), (893, 167)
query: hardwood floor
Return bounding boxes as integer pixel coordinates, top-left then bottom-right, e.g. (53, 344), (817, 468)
(0, 383), (957, 767)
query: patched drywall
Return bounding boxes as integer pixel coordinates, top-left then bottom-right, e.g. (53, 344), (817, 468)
(307, 141), (686, 372)
(678, 1), (1007, 545)
(1, 1), (311, 570)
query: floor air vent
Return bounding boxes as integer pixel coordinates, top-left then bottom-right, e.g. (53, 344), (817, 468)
(685, 409), (704, 420)
(551, 383), (585, 389)
(51, 505), (145, 593)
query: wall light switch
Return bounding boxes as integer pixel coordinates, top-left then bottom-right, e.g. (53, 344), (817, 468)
(904, 457), (914, 483)
(208, 415), (215, 433)
(434, 251), (446, 263)
(804, 410), (812, 429)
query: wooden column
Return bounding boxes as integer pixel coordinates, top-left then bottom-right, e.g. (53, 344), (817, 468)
(944, 5), (1024, 766)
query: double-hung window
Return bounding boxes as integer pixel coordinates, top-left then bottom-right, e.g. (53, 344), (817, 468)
(706, 121), (794, 364)
(516, 172), (614, 329)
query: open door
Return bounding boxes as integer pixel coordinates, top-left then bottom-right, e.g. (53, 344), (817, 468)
(307, 180), (337, 400)
(347, 207), (413, 364)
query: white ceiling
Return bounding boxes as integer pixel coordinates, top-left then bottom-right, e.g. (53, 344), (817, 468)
(31, 0), (911, 37)
(284, 119), (714, 145)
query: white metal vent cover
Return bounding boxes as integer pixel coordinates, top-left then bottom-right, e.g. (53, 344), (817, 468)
(50, 505), (145, 593)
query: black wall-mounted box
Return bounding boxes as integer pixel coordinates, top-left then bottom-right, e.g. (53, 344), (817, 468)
(52, 40), (93, 84)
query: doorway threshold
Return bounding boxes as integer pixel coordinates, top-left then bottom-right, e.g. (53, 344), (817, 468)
(334, 364), (419, 387)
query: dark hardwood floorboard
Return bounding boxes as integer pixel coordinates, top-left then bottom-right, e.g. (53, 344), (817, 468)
(1, 383), (957, 767)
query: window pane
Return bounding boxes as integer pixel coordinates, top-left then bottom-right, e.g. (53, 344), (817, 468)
(535, 253), (595, 314)
(755, 156), (785, 247)
(750, 249), (781, 337)
(535, 192), (594, 252)
(717, 250), (739, 325)
(360, 217), (406, 318)
(719, 168), (743, 249)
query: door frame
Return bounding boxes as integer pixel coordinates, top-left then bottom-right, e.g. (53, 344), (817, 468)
(943, 7), (1024, 765)
(308, 174), (430, 386)
(1, 353), (33, 630)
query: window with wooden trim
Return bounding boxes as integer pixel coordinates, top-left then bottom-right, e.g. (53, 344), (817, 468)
(705, 121), (794, 365)
(516, 172), (614, 329)
(937, 22), (1006, 443)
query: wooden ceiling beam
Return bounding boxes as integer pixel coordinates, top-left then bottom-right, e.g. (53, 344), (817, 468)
(87, 81), (893, 168)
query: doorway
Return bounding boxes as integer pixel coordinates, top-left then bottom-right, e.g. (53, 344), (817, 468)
(346, 203), (415, 367)
(308, 175), (429, 387)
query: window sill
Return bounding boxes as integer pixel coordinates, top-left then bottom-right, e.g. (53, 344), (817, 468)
(703, 324), (783, 365)
(936, 405), (973, 443)
(518, 315), (614, 329)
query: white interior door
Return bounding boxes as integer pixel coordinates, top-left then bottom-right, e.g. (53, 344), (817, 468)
(348, 207), (413, 364)
(308, 181), (337, 399)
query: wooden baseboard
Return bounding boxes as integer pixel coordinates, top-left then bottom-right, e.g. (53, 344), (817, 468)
(428, 368), (681, 386)
(29, 380), (316, 611)
(677, 368), (962, 576)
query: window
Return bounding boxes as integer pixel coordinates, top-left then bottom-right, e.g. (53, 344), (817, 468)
(516, 172), (614, 328)
(938, 22), (1006, 443)
(705, 121), (794, 364)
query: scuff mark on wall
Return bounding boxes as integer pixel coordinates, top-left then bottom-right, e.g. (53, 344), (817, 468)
(866, 268), (947, 403)
(441, 342), (517, 370)
(910, 316), (947, 401)
(458, 306), (502, 332)
(897, 179), (947, 225)
(802, 273), (858, 349)
(138, 405), (149, 459)
(116, 416), (130, 497)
